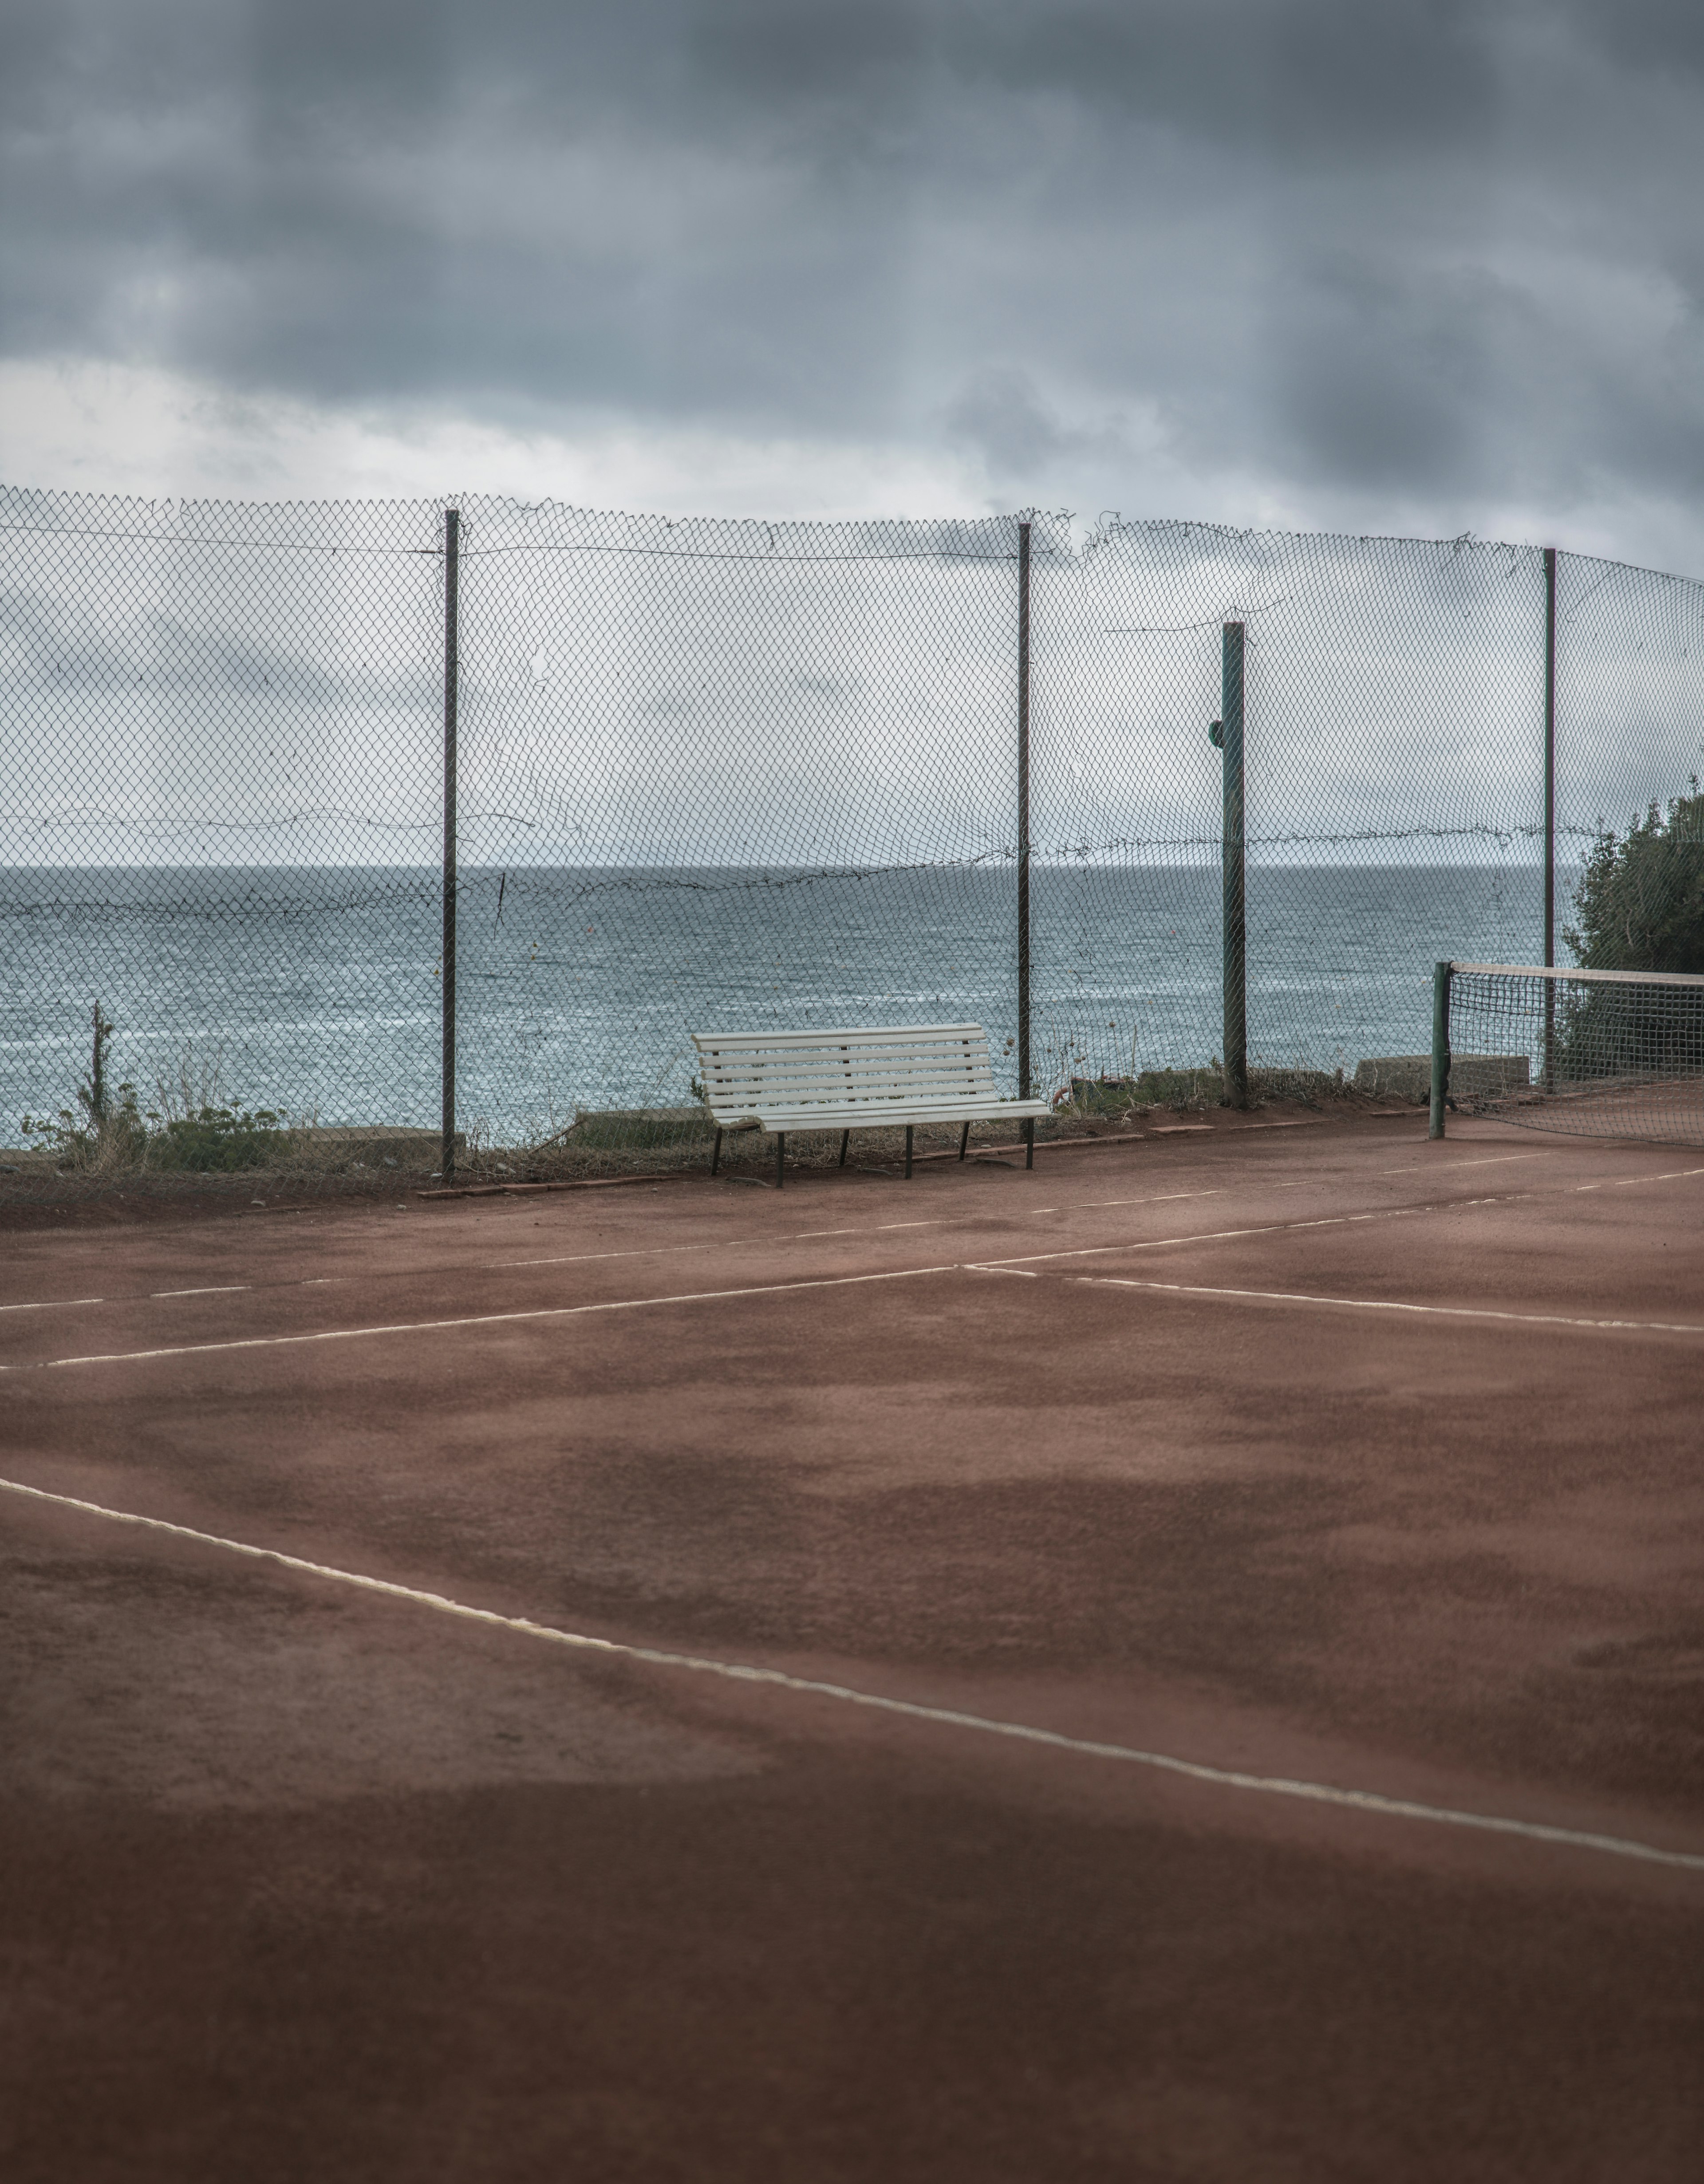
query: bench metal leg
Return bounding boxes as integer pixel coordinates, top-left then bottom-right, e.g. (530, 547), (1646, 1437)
(838, 1130), (850, 1167)
(905, 1124), (914, 1179)
(1025, 1116), (1034, 1170)
(958, 1121), (970, 1161)
(776, 1131), (785, 1189)
(711, 1126), (723, 1177)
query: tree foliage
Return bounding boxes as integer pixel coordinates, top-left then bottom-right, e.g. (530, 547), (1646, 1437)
(1564, 783), (1704, 974)
(1556, 786), (1704, 1080)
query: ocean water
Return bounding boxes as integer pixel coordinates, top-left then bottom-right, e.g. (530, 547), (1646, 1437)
(2, 862), (1556, 1142)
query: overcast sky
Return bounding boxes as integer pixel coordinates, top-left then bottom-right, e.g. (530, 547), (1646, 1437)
(4, 1), (1704, 571)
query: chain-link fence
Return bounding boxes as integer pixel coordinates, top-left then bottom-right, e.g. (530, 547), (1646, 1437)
(4, 485), (1703, 1203)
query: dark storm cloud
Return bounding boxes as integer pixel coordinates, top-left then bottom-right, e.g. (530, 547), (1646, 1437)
(4, 0), (1704, 513)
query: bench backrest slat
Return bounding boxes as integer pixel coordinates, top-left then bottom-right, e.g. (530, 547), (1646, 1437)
(692, 1023), (1000, 1112)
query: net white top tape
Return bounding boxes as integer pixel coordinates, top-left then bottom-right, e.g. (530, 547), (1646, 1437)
(1452, 963), (1704, 988)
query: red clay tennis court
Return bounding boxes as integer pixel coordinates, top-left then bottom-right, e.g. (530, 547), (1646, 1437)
(4, 1110), (1703, 2182)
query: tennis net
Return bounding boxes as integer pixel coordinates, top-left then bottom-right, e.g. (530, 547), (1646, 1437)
(1433, 962), (1704, 1145)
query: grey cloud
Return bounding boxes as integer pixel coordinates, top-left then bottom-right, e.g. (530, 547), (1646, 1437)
(957, 0), (1503, 161)
(1562, 0), (1704, 76)
(946, 365), (1137, 484)
(4, 1), (1704, 539)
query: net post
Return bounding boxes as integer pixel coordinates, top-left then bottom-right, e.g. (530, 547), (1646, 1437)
(1429, 960), (1452, 1139)
(1221, 622), (1248, 1110)
(1016, 519), (1032, 1102)
(441, 506), (460, 1186)
(1542, 546), (1558, 1092)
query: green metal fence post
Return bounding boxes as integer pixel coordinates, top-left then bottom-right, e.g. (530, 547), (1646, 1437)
(441, 507), (460, 1184)
(1016, 519), (1032, 1102)
(1542, 545), (1557, 1091)
(1220, 621), (1248, 1110)
(1429, 960), (1452, 1139)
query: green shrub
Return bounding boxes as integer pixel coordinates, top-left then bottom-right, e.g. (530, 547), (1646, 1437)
(18, 1007), (295, 1172)
(147, 1105), (294, 1171)
(1132, 1067), (1221, 1108)
(20, 1004), (149, 1167)
(1566, 784), (1704, 975)
(1558, 786), (1704, 1079)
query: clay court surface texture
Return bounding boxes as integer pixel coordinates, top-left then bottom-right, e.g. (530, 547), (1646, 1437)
(3, 1110), (1703, 2184)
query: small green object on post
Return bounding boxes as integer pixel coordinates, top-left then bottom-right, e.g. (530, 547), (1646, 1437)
(1429, 960), (1453, 1139)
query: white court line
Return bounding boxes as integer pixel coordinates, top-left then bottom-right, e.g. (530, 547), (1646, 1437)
(1, 1472), (1698, 1877)
(1059, 1273), (1704, 1340)
(494, 1236), (767, 1269)
(961, 1171), (1696, 1278)
(1052, 1189), (1222, 1211)
(1380, 1155), (1549, 1174)
(0, 1186), (1224, 1323)
(1574, 1167), (1704, 1192)
(491, 1187), (1228, 1270)
(970, 1202), (1431, 1271)
(0, 1187), (1518, 1336)
(2, 1209), (1363, 1358)
(1434, 1153), (1548, 1166)
(11, 1163), (1690, 1330)
(0, 1264), (962, 1373)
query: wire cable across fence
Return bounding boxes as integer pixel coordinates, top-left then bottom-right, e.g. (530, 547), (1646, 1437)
(4, 487), (1703, 1201)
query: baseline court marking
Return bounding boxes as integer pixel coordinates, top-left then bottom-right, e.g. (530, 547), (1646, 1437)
(2, 1474), (1699, 1877)
(0, 1185), (1234, 1320)
(0, 1197), (1458, 1366)
(1574, 1167), (1704, 1192)
(1047, 1273), (1704, 1340)
(1378, 1154), (1551, 1175)
(489, 1188), (1232, 1269)
(0, 1264), (964, 1373)
(968, 1202), (1429, 1272)
(10, 1169), (1697, 1365)
(2, 1160), (1692, 1330)
(962, 1167), (1704, 1278)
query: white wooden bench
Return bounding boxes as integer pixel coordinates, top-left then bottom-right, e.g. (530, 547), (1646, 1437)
(690, 1022), (1053, 1187)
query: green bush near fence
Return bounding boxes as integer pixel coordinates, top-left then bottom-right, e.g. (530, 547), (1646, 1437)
(1065, 1065), (1349, 1115)
(19, 1006), (296, 1171)
(1566, 784), (1704, 977)
(146, 1105), (295, 1170)
(1063, 1067), (1222, 1112)
(564, 1106), (717, 1150)
(1555, 784), (1704, 1079)
(21, 1098), (294, 1172)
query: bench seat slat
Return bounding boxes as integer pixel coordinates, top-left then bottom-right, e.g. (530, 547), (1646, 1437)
(703, 1049), (994, 1066)
(710, 1080), (1006, 1102)
(703, 1059), (995, 1080)
(695, 1023), (985, 1048)
(730, 1098), (1051, 1130)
